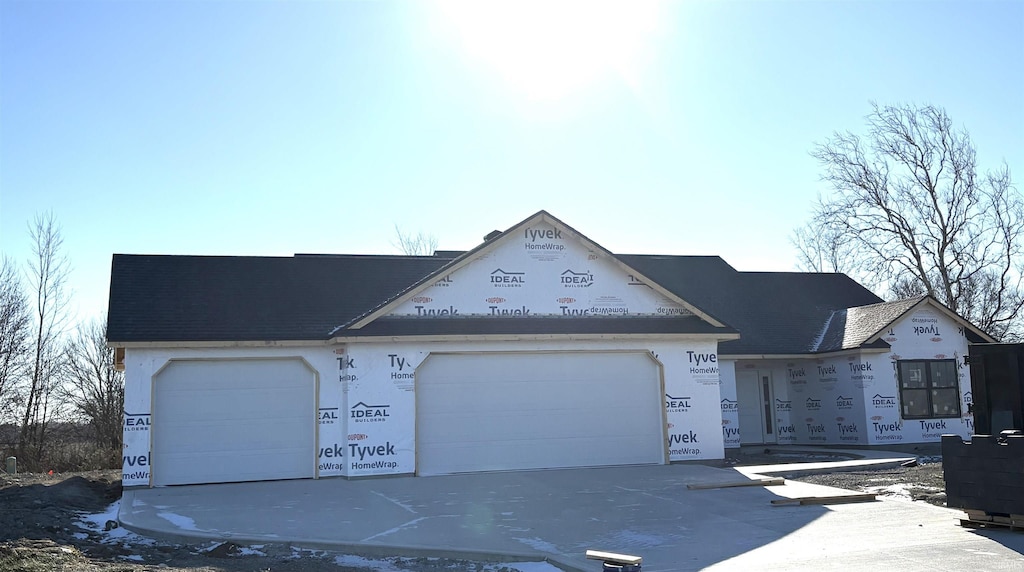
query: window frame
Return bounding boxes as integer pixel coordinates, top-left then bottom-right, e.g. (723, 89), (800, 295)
(896, 359), (962, 420)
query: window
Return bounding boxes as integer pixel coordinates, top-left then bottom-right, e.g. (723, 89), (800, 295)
(897, 360), (960, 419)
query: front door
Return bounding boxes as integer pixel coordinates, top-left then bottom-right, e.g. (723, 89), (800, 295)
(737, 369), (775, 445)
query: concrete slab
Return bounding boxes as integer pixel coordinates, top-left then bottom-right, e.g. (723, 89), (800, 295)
(120, 463), (1024, 572)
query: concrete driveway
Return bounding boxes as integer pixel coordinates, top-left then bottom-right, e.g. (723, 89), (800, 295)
(120, 462), (1024, 571)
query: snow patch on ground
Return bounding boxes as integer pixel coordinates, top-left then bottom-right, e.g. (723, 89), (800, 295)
(75, 500), (156, 546)
(865, 483), (943, 501)
(513, 536), (560, 553)
(237, 544), (267, 556)
(155, 511), (203, 531)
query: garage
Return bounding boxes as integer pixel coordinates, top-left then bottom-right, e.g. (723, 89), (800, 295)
(151, 358), (317, 486)
(415, 351), (666, 476)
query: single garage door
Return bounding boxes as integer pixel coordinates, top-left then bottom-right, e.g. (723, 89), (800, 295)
(416, 351), (666, 476)
(152, 359), (316, 486)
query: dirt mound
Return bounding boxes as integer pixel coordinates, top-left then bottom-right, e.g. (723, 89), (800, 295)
(0, 538), (90, 571)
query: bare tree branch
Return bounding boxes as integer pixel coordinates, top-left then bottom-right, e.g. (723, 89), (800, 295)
(798, 102), (1024, 339)
(392, 225), (439, 256)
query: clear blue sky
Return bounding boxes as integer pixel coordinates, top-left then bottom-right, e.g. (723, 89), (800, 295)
(2, 0), (1022, 325)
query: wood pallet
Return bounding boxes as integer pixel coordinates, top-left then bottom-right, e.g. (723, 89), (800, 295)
(959, 510), (1024, 531)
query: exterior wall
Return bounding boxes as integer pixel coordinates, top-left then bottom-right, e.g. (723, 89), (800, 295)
(123, 337), (724, 484)
(729, 305), (975, 448)
(865, 306), (973, 443)
(121, 346), (343, 487)
(387, 220), (691, 319)
(343, 337), (724, 477)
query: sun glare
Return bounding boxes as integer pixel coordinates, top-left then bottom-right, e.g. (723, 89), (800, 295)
(438, 0), (662, 101)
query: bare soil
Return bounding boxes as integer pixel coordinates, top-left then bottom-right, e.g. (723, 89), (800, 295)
(0, 454), (948, 571)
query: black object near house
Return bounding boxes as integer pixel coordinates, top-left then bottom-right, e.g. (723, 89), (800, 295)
(943, 343), (1024, 518)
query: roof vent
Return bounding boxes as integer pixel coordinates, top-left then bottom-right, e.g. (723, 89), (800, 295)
(483, 230), (502, 241)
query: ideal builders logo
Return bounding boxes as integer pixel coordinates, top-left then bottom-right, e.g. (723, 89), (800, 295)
(666, 394), (692, 413)
(561, 269), (594, 288)
(123, 411), (150, 432)
(350, 402), (390, 423)
(491, 269), (526, 288)
(872, 394), (897, 408)
(318, 407), (339, 424)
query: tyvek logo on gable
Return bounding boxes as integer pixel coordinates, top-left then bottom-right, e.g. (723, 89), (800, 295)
(383, 219), (699, 318)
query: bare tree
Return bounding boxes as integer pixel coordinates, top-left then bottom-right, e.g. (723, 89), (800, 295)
(19, 212), (72, 461)
(0, 257), (30, 422)
(796, 102), (1024, 339)
(392, 225), (439, 256)
(63, 317), (123, 450)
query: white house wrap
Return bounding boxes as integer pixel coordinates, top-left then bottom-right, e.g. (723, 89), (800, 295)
(108, 211), (994, 487)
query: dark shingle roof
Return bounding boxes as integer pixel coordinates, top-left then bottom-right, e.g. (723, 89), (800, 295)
(108, 251), (889, 353)
(107, 254), (452, 342)
(619, 255), (885, 355)
(812, 296), (927, 352)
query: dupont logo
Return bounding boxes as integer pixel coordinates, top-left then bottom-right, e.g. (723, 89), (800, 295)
(775, 398), (792, 412)
(836, 395), (854, 409)
(123, 411), (151, 432)
(556, 297), (575, 304)
(410, 296), (432, 303)
(485, 297), (506, 304)
(560, 269), (594, 288)
(721, 398), (738, 412)
(490, 268), (525, 287)
(666, 393), (692, 412)
(805, 398), (821, 411)
(348, 433), (368, 441)
(931, 337), (943, 343)
(872, 394), (897, 408)
(351, 402), (391, 422)
(934, 353), (946, 359)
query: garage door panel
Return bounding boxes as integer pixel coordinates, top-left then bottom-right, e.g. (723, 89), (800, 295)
(420, 379), (654, 412)
(417, 352), (665, 476)
(153, 359), (316, 486)
(422, 434), (663, 474)
(158, 387), (309, 421)
(419, 409), (660, 443)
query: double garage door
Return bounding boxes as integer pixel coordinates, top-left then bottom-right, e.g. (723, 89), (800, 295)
(416, 351), (667, 476)
(151, 359), (316, 486)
